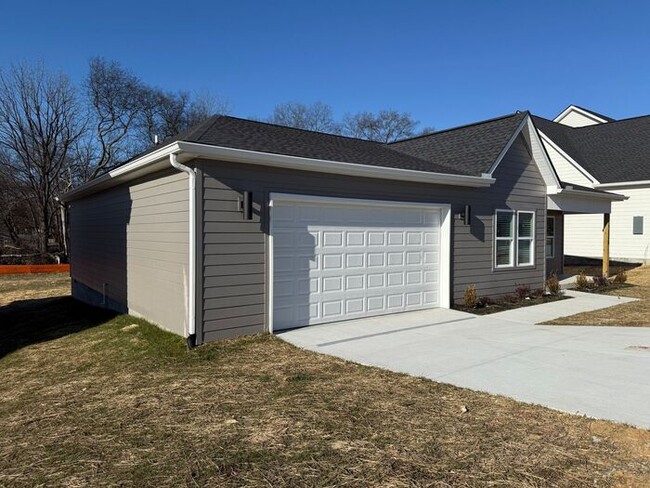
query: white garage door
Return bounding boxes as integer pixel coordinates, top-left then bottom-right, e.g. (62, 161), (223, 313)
(271, 195), (445, 331)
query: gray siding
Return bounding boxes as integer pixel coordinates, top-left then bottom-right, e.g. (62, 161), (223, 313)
(197, 135), (547, 343)
(546, 210), (564, 276)
(69, 169), (189, 336)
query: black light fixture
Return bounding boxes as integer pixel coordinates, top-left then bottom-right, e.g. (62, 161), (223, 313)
(238, 191), (253, 220)
(458, 205), (471, 225)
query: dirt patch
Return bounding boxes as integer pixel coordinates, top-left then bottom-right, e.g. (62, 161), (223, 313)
(545, 266), (650, 327)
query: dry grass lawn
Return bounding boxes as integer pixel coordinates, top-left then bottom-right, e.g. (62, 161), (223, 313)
(545, 265), (650, 326)
(1, 273), (649, 487)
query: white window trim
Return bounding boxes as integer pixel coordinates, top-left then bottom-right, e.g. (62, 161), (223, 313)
(495, 209), (515, 268)
(546, 216), (555, 259)
(517, 211), (535, 266)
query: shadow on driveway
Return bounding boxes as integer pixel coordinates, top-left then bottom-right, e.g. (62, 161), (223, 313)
(0, 296), (116, 359)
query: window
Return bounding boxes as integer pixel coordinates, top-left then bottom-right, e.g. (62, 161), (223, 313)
(495, 210), (514, 267)
(517, 212), (535, 266)
(494, 210), (536, 268)
(633, 216), (644, 235)
(546, 216), (555, 258)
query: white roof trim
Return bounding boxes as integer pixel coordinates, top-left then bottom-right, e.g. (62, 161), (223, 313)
(536, 130), (601, 186)
(554, 105), (610, 125)
(62, 139), (495, 201)
(547, 185), (627, 202)
(596, 180), (650, 189)
(485, 115), (561, 189)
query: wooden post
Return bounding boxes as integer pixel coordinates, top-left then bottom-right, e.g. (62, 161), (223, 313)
(603, 213), (610, 277)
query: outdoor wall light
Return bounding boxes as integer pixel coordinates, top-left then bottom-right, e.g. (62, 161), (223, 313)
(238, 191), (253, 220)
(455, 205), (471, 225)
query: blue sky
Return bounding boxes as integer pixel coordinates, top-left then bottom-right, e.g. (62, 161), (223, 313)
(2, 1), (649, 130)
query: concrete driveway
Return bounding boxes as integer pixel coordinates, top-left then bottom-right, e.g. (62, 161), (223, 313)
(278, 291), (650, 429)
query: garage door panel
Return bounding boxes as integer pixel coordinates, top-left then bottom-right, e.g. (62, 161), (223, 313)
(272, 199), (443, 330)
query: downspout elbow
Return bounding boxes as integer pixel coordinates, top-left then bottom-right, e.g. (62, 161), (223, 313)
(170, 153), (197, 347)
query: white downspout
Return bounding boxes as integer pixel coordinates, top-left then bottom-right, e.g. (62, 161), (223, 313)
(170, 153), (197, 347)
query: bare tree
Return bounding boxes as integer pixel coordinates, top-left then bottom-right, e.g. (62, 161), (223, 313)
(342, 109), (419, 143)
(269, 101), (340, 133)
(0, 63), (83, 253)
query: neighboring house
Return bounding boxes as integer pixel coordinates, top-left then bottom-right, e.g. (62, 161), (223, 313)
(62, 112), (620, 345)
(534, 105), (650, 264)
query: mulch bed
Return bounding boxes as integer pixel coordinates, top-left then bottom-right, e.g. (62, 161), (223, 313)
(454, 294), (569, 315)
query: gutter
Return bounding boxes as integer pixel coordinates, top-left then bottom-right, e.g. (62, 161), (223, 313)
(169, 153), (197, 348)
(547, 185), (627, 201)
(596, 180), (650, 189)
(62, 142), (495, 203)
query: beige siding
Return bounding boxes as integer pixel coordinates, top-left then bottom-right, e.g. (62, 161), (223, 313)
(69, 169), (189, 335)
(541, 137), (595, 187)
(565, 187), (650, 262)
(555, 110), (605, 128)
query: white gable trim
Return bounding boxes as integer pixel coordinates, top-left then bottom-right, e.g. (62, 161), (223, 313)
(484, 115), (561, 189)
(537, 130), (600, 186)
(554, 105), (609, 125)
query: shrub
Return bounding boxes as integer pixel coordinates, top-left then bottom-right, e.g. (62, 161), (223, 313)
(478, 296), (495, 307)
(515, 284), (531, 300)
(613, 269), (628, 284)
(463, 285), (479, 308)
(593, 275), (610, 288)
(575, 271), (589, 290)
(503, 293), (519, 304)
(545, 272), (561, 295)
(532, 288), (545, 298)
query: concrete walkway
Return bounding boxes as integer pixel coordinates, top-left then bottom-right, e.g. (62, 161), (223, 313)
(279, 292), (650, 429)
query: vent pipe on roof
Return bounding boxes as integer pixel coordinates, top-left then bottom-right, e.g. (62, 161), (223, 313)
(170, 153), (197, 347)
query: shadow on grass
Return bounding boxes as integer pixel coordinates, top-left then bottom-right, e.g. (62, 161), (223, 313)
(0, 296), (117, 359)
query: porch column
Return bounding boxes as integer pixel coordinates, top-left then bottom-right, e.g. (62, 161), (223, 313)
(603, 213), (610, 277)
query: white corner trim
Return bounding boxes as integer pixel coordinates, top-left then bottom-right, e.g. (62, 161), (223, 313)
(537, 130), (600, 185)
(177, 141), (495, 188)
(554, 105), (609, 125)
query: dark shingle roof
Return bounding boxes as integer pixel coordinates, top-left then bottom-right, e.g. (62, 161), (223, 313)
(177, 116), (465, 175)
(533, 115), (650, 183)
(389, 112), (528, 176)
(127, 113), (529, 178)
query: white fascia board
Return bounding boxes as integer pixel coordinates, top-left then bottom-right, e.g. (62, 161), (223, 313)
(554, 105), (609, 125)
(62, 140), (496, 202)
(596, 180), (650, 189)
(177, 141), (495, 188)
(537, 130), (600, 186)
(548, 185), (627, 201)
(61, 142), (182, 201)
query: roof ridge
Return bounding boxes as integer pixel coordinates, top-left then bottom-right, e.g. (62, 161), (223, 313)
(212, 114), (385, 145)
(389, 111), (525, 144)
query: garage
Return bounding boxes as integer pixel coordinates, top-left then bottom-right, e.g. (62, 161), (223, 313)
(270, 194), (451, 331)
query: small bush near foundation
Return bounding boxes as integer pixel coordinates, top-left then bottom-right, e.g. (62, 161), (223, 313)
(613, 269), (628, 284)
(593, 275), (610, 288)
(463, 285), (479, 308)
(503, 293), (519, 304)
(545, 272), (561, 295)
(575, 271), (589, 290)
(532, 288), (545, 298)
(478, 296), (495, 307)
(515, 284), (531, 300)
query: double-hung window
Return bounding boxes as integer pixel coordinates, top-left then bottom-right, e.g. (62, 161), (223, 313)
(495, 210), (535, 268)
(517, 211), (535, 266)
(495, 210), (515, 267)
(546, 216), (555, 258)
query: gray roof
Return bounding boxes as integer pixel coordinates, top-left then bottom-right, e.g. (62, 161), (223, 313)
(533, 115), (650, 183)
(389, 112), (528, 176)
(125, 112), (529, 178)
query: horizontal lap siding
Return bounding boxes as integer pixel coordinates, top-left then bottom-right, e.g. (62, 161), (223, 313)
(69, 169), (188, 336)
(198, 135), (546, 342)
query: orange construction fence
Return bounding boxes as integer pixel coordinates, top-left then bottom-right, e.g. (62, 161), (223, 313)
(0, 264), (70, 275)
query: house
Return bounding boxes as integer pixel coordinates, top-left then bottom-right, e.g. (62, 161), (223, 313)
(61, 112), (622, 345)
(533, 105), (650, 264)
